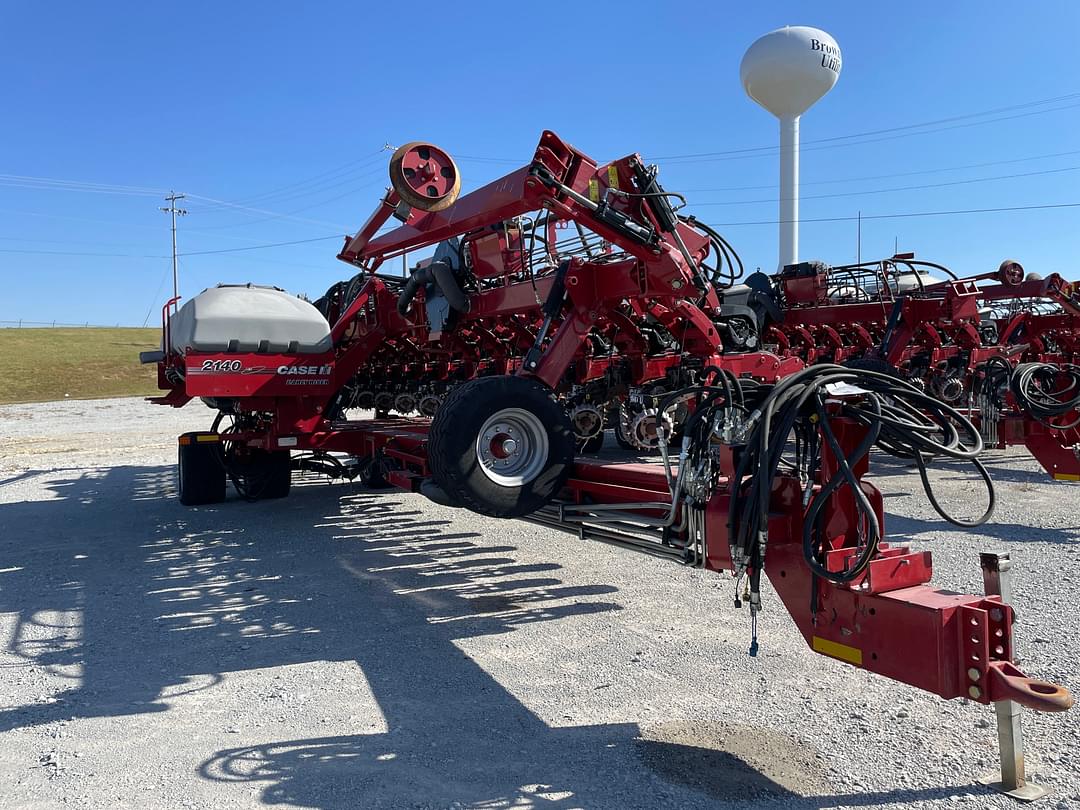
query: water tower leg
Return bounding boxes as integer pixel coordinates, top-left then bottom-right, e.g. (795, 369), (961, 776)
(977, 552), (1050, 802)
(778, 114), (799, 270)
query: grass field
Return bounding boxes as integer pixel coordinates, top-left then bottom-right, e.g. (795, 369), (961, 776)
(0, 327), (162, 404)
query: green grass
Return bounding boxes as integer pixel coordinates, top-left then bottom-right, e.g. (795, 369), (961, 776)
(0, 327), (163, 404)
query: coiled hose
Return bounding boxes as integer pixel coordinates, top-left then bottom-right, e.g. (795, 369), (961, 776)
(721, 365), (994, 590)
(1010, 362), (1080, 430)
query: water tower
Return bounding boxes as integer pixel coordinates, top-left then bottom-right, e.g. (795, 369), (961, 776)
(740, 26), (841, 269)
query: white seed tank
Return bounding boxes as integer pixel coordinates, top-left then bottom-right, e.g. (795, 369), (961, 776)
(168, 284), (332, 355)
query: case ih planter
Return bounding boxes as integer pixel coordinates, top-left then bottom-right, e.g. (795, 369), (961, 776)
(144, 135), (1071, 765)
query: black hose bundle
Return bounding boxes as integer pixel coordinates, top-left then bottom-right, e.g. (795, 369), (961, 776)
(977, 356), (1013, 405)
(1010, 362), (1080, 430)
(654, 366), (754, 498)
(677, 215), (744, 288)
(724, 365), (994, 595)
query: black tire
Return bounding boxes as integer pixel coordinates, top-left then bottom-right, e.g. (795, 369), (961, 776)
(259, 450), (292, 499)
(427, 376), (575, 518)
(229, 448), (291, 500)
(178, 433), (226, 506)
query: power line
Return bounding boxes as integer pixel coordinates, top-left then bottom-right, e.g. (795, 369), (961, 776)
(0, 207), (333, 247)
(218, 164), (387, 209)
(225, 148), (387, 206)
(142, 261), (173, 327)
(177, 234), (343, 256)
(187, 159), (387, 219)
(183, 193), (352, 230)
(0, 174), (166, 196)
(453, 154), (521, 166)
(0, 149), (387, 209)
(677, 148), (1080, 192)
(0, 248), (165, 257)
(657, 102), (1080, 166)
(649, 91), (1080, 162)
(431, 92), (1080, 167)
(186, 171), (389, 232)
(0, 174), (351, 231)
(707, 201), (1080, 227)
(0, 196), (1074, 258)
(691, 164), (1080, 207)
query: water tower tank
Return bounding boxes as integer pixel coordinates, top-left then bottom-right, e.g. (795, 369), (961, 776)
(741, 27), (841, 269)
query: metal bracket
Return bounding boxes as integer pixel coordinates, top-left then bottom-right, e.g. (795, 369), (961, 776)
(977, 552), (1051, 802)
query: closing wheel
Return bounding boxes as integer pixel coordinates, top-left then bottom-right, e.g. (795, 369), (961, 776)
(428, 376), (575, 518)
(178, 432), (226, 506)
(389, 142), (461, 212)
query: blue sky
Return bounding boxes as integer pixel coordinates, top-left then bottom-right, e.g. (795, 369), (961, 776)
(2, 1), (1079, 326)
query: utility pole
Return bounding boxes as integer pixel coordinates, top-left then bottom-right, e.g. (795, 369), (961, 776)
(856, 210), (861, 264)
(160, 192), (187, 302)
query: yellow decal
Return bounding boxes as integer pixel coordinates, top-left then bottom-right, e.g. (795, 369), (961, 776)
(812, 635), (863, 665)
(588, 178), (599, 203)
(195, 434), (221, 443)
(607, 164), (619, 189)
(1053, 473), (1080, 481)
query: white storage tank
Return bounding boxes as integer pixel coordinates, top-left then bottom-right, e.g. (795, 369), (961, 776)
(741, 26), (842, 270)
(169, 284), (332, 355)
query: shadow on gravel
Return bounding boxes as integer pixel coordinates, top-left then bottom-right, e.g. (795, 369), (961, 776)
(0, 469), (51, 488)
(868, 454), (1080, 545)
(201, 730), (991, 809)
(869, 451), (1069, 488)
(0, 466), (619, 732)
(0, 464), (1002, 808)
(885, 511), (1080, 546)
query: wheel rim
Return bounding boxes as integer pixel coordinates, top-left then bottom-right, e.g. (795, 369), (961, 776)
(476, 408), (549, 487)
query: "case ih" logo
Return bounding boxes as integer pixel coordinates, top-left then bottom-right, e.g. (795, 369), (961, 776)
(277, 364), (332, 375)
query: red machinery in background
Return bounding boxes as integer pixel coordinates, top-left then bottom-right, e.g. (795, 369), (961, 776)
(753, 256), (1080, 479)
(144, 134), (1071, 752)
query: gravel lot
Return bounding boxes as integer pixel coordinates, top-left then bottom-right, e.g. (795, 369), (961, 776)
(0, 397), (1077, 809)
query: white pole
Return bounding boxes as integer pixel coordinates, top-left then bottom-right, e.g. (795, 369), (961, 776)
(778, 115), (799, 269)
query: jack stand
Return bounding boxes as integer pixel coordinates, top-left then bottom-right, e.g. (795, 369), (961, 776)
(978, 552), (1051, 802)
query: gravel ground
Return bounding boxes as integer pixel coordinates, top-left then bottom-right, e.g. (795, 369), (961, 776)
(0, 397), (1077, 810)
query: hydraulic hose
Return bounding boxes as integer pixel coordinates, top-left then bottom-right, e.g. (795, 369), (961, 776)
(1010, 362), (1080, 430)
(719, 365), (994, 590)
(396, 260), (469, 318)
(678, 215), (744, 287)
